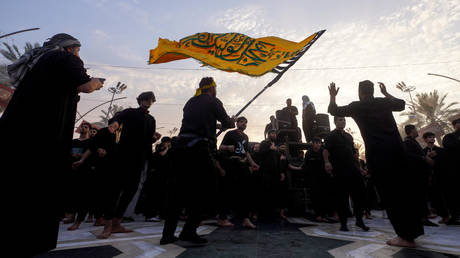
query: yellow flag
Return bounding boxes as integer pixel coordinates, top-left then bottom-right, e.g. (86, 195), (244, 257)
(149, 31), (324, 76)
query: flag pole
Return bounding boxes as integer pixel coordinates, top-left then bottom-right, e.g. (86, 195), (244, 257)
(216, 30), (325, 137)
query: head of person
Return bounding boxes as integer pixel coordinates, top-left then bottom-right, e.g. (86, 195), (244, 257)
(453, 118), (460, 131)
(89, 127), (98, 138)
(268, 129), (277, 141)
(80, 122), (91, 134)
(44, 33), (82, 57)
(253, 143), (260, 153)
(161, 136), (172, 148)
(302, 95), (310, 103)
(404, 124), (418, 138)
(358, 80), (374, 101)
(334, 116), (346, 130)
(286, 98), (292, 107)
(312, 136), (322, 151)
(422, 132), (436, 145)
(137, 91), (156, 110)
(270, 115), (275, 122)
(196, 77), (216, 97)
(237, 117), (248, 131)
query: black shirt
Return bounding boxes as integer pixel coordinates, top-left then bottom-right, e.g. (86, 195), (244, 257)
(324, 129), (359, 176)
(442, 130), (460, 174)
(179, 94), (234, 141)
(328, 97), (406, 170)
(112, 107), (156, 156)
(221, 129), (249, 158)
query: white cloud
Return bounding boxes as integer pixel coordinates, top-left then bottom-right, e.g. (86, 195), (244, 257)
(78, 0), (460, 143)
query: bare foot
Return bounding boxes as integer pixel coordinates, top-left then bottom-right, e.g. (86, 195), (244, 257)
(280, 210), (287, 219)
(62, 213), (75, 224)
(94, 218), (106, 226)
(86, 215), (94, 223)
(438, 217), (449, 224)
(386, 237), (416, 248)
(97, 227), (112, 239)
(111, 225), (133, 233)
(243, 218), (256, 229)
(217, 219), (234, 227)
(67, 222), (81, 231)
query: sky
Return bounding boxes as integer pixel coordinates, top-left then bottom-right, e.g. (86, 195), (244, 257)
(1, 0), (460, 144)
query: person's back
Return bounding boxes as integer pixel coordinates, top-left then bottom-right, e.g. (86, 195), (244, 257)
(327, 80), (423, 248)
(347, 97), (405, 158)
(180, 94), (232, 140)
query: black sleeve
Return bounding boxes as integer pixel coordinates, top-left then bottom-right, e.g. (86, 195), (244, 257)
(214, 98), (235, 129)
(221, 131), (232, 146)
(385, 98), (405, 112)
(259, 140), (271, 154)
(324, 134), (331, 151)
(61, 54), (91, 89)
(112, 108), (131, 124)
(328, 103), (354, 117)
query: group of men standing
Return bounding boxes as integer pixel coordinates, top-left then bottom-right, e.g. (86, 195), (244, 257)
(1, 32), (459, 257)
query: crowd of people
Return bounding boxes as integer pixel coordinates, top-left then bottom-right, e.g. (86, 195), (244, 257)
(1, 33), (459, 256)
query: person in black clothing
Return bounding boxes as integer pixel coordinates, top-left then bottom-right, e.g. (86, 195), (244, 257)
(136, 137), (173, 222)
(302, 95), (316, 143)
(328, 80), (423, 248)
(282, 98), (299, 128)
(422, 132), (449, 223)
(161, 77), (235, 245)
(257, 130), (286, 218)
(264, 115), (277, 139)
(403, 125), (438, 227)
(0, 33), (103, 256)
(323, 117), (369, 232)
(73, 120), (118, 227)
(98, 91), (161, 239)
(441, 117), (460, 225)
(67, 121), (94, 231)
(290, 137), (334, 222)
(220, 117), (260, 228)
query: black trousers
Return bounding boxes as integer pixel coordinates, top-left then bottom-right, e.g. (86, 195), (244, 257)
(162, 141), (216, 238)
(102, 153), (145, 220)
(333, 173), (366, 225)
(370, 157), (424, 240)
(310, 175), (332, 217)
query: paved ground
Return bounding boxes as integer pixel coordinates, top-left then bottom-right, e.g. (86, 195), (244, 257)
(36, 212), (460, 257)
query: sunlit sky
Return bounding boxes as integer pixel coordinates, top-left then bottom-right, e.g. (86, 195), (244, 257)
(2, 0), (459, 144)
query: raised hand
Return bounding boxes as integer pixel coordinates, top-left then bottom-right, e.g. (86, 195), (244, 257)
(378, 82), (388, 96)
(329, 82), (340, 97)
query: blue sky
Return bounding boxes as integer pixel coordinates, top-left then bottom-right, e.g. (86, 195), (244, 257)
(2, 0), (460, 143)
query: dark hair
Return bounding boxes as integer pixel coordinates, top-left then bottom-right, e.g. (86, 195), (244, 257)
(422, 132), (435, 139)
(137, 91), (155, 105)
(404, 124), (416, 135)
(199, 77), (214, 93)
(161, 136), (172, 143)
(334, 116), (345, 122)
(312, 137), (322, 143)
(287, 98), (292, 102)
(268, 129), (277, 134)
(359, 80), (374, 97)
(44, 33), (81, 48)
(81, 121), (92, 128)
(453, 118), (460, 126)
(237, 116), (247, 123)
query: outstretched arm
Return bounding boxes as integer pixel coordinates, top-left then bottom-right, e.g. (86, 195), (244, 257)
(327, 82), (353, 117)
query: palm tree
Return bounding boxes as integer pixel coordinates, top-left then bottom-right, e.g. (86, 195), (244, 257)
(0, 42), (41, 62)
(94, 104), (126, 127)
(401, 90), (459, 135)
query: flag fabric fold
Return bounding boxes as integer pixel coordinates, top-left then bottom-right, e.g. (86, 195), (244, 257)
(149, 31), (324, 76)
